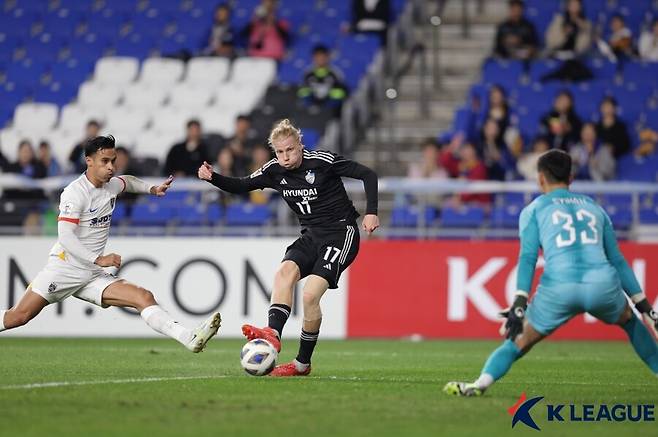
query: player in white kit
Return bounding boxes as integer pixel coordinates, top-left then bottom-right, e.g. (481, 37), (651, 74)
(0, 135), (221, 352)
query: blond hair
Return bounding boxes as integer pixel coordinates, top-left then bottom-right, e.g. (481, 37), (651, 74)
(268, 118), (302, 148)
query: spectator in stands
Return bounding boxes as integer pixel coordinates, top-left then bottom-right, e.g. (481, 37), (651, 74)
(298, 44), (348, 116)
(478, 118), (516, 181)
(164, 120), (211, 177)
(37, 141), (60, 177)
(203, 4), (235, 56)
(607, 14), (634, 59)
(540, 90), (582, 150)
(571, 122), (616, 181)
(493, 0), (539, 60)
(636, 128), (658, 157)
(115, 146), (135, 176)
(350, 0), (390, 45)
(216, 146), (235, 176)
(68, 119), (100, 174)
(596, 96), (630, 158)
(442, 143), (490, 205)
(223, 115), (258, 176)
(249, 144), (274, 204)
(244, 0), (289, 60)
(517, 136), (549, 180)
(6, 140), (47, 179)
(0, 148), (9, 172)
(483, 85), (510, 143)
(407, 138), (448, 179)
(639, 19), (658, 61)
(545, 0), (592, 58)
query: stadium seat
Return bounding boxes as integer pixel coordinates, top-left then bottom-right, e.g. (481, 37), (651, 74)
(50, 58), (95, 86)
(207, 203), (224, 224)
(439, 205), (487, 228)
(42, 8), (85, 35)
(639, 206), (658, 225)
(482, 59), (524, 88)
(213, 83), (265, 114)
(390, 205), (438, 227)
(130, 201), (177, 226)
(134, 130), (179, 161)
(77, 81), (123, 109)
(0, 128), (23, 161)
(491, 204), (521, 228)
(150, 107), (198, 136)
(113, 33), (155, 59)
(225, 202), (272, 226)
(168, 84), (214, 110)
(230, 57), (277, 87)
(13, 102), (59, 133)
(4, 59), (48, 88)
(45, 127), (78, 166)
(199, 108), (237, 137)
(23, 32), (67, 62)
(67, 33), (110, 58)
(121, 84), (168, 110)
(137, 57), (185, 86)
(93, 57), (140, 86)
(185, 57), (229, 86)
(105, 107), (150, 141)
(59, 103), (106, 134)
(33, 81), (77, 107)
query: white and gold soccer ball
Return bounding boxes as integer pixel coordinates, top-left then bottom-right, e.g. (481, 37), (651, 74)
(240, 339), (278, 376)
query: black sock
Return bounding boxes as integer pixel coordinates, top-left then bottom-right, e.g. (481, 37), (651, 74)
(268, 304), (290, 338)
(296, 329), (319, 365)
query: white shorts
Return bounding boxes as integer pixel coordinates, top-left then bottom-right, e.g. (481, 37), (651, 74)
(30, 257), (121, 308)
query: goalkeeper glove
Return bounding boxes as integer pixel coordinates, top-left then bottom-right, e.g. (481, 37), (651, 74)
(634, 296), (658, 331)
(500, 292), (528, 341)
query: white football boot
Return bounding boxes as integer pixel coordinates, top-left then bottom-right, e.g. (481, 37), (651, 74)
(186, 312), (222, 353)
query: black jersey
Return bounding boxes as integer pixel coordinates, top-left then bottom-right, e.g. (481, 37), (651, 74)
(208, 149), (378, 228)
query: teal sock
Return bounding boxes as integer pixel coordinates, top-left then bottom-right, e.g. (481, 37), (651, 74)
(622, 316), (658, 374)
(481, 339), (522, 381)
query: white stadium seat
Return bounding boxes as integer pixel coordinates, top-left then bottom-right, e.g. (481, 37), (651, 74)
(229, 57), (277, 86)
(104, 107), (150, 141)
(44, 128), (79, 171)
(185, 57), (229, 86)
(59, 103), (106, 134)
(13, 103), (59, 133)
(150, 107), (200, 136)
(78, 81), (122, 109)
(168, 84), (213, 110)
(94, 57), (140, 85)
(122, 84), (168, 110)
(134, 130), (179, 162)
(213, 83), (264, 114)
(138, 58), (185, 86)
(0, 128), (24, 162)
(199, 108), (237, 137)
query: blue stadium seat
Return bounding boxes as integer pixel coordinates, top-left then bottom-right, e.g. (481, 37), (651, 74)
(7, 0), (48, 14)
(616, 154), (657, 182)
(0, 9), (38, 38)
(301, 128), (319, 150)
(68, 33), (111, 58)
(113, 32), (155, 59)
(639, 206), (658, 224)
(24, 33), (67, 62)
(584, 58), (618, 81)
(51, 58), (94, 85)
(0, 34), (20, 60)
(643, 107), (658, 130)
(606, 83), (647, 123)
(42, 8), (85, 35)
(482, 60), (524, 88)
(86, 10), (127, 38)
(491, 204), (521, 228)
(225, 203), (272, 226)
(623, 61), (658, 88)
(5, 59), (48, 88)
(277, 59), (304, 85)
(390, 206), (438, 227)
(439, 205), (486, 228)
(605, 205), (633, 230)
(177, 204), (208, 226)
(0, 81), (29, 108)
(207, 203), (224, 225)
(130, 202), (177, 226)
(131, 8), (172, 38)
(34, 80), (77, 107)
(111, 201), (128, 224)
(528, 59), (561, 82)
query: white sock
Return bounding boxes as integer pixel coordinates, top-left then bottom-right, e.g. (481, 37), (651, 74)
(0, 310), (6, 332)
(474, 373), (494, 390)
(140, 305), (191, 345)
(293, 359), (310, 372)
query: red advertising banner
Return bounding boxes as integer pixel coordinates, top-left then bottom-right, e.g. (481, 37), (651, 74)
(347, 241), (658, 340)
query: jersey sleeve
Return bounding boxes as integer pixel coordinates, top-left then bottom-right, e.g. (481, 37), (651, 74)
(107, 177), (126, 195)
(207, 162), (274, 193)
(516, 204), (541, 293)
(330, 153), (379, 215)
(602, 209), (643, 297)
(57, 188), (86, 224)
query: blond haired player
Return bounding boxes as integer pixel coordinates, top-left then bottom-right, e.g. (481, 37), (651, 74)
(199, 119), (379, 376)
(0, 135), (221, 352)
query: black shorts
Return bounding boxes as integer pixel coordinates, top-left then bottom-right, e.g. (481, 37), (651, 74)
(282, 221), (360, 289)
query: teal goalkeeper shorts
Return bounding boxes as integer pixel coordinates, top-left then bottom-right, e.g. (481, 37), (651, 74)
(526, 282), (628, 335)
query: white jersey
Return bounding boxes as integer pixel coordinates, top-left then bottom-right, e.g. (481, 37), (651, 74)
(51, 173), (126, 269)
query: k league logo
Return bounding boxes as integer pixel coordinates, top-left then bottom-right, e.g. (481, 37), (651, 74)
(508, 392), (656, 431)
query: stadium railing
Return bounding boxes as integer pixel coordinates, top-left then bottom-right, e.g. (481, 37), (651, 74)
(1, 173), (657, 240)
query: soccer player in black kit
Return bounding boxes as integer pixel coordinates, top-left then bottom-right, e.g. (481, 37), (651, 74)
(198, 119), (379, 376)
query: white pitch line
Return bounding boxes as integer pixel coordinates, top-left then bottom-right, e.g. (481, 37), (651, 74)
(0, 375), (225, 390)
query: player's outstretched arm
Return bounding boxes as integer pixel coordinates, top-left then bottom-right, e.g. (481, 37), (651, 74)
(331, 158), (379, 233)
(198, 161), (267, 194)
(114, 175), (172, 196)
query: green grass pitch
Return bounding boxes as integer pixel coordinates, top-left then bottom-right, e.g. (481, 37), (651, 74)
(0, 338), (656, 437)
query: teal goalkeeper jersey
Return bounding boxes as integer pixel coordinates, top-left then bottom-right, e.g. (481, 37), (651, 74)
(516, 188), (642, 296)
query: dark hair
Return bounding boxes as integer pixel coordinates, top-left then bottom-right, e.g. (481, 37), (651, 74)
(312, 44), (329, 55)
(537, 149), (572, 184)
(115, 146), (130, 155)
(84, 135), (115, 157)
(38, 140), (50, 149)
(564, 0), (585, 20)
(86, 119), (100, 129)
(236, 114), (251, 123)
(509, 0), (524, 8)
(186, 119), (201, 129)
(601, 95), (617, 107)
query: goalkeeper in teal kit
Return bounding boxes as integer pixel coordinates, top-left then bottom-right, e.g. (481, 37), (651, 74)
(445, 150), (658, 397)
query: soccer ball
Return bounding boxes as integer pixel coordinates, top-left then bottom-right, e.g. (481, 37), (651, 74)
(240, 339), (278, 376)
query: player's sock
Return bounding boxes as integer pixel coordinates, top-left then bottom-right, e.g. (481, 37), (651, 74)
(0, 310), (6, 332)
(268, 303), (291, 338)
(622, 315), (658, 373)
(295, 329), (319, 365)
(140, 305), (192, 345)
(479, 339), (521, 386)
(293, 359), (310, 373)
